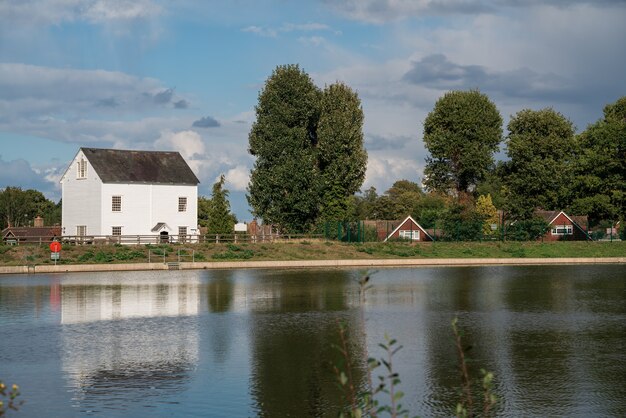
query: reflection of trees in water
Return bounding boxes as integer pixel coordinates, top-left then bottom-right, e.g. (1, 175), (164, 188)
(205, 270), (236, 364)
(247, 270), (367, 418)
(207, 270), (235, 313)
(422, 267), (505, 415)
(0, 284), (49, 317)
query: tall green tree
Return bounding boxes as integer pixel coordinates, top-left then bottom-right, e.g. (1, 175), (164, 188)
(248, 64), (322, 232)
(247, 65), (367, 231)
(423, 90), (502, 196)
(206, 175), (237, 234)
(503, 108), (576, 219)
(317, 82), (367, 221)
(571, 96), (626, 224)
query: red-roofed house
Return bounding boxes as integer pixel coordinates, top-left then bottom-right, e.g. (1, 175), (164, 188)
(535, 210), (591, 241)
(383, 216), (433, 242)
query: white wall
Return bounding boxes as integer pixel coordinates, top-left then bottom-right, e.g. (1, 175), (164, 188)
(151, 184), (198, 238)
(61, 150), (102, 236)
(100, 183), (198, 237)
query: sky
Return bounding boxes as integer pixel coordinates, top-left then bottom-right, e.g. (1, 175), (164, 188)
(1, 0), (625, 221)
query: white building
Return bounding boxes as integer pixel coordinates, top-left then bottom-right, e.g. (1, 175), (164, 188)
(61, 148), (200, 241)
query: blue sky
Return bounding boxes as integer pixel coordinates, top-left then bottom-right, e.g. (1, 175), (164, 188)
(1, 0), (625, 220)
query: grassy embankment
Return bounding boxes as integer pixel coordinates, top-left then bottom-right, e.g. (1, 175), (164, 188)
(0, 240), (624, 266)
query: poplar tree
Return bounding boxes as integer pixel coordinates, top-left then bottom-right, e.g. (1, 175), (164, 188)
(247, 65), (367, 231)
(317, 82), (367, 221)
(248, 64), (321, 232)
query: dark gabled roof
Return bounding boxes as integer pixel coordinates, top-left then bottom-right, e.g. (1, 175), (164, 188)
(534, 210), (588, 227)
(81, 148), (200, 185)
(2, 226), (61, 241)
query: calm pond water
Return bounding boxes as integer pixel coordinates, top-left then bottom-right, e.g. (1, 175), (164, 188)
(0, 265), (624, 417)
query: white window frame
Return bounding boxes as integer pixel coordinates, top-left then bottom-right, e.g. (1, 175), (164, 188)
(112, 195), (122, 212)
(178, 197), (187, 212)
(551, 225), (573, 235)
(112, 226), (122, 236)
(399, 230), (420, 240)
(76, 225), (87, 236)
(77, 158), (87, 179)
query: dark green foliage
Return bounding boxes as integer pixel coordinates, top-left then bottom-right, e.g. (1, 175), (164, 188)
(206, 174), (237, 234)
(347, 181), (427, 222)
(248, 64), (322, 232)
(505, 218), (549, 241)
(78, 251), (94, 262)
(0, 187), (60, 228)
(571, 96), (626, 224)
(440, 203), (484, 241)
(475, 163), (506, 209)
(423, 90), (503, 195)
(318, 83), (367, 221)
(503, 108), (576, 219)
(248, 65), (367, 232)
(197, 196), (211, 228)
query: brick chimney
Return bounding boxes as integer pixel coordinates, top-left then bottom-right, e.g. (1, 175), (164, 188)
(34, 216), (44, 227)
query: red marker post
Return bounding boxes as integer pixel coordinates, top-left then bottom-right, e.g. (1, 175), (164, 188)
(50, 241), (61, 265)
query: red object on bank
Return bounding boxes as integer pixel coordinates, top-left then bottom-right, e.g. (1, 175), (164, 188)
(50, 241), (61, 252)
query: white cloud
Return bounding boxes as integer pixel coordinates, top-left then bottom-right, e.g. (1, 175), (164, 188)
(323, 0), (625, 23)
(155, 130), (205, 158)
(0, 0), (162, 26)
(224, 166), (250, 192)
(242, 21), (339, 38)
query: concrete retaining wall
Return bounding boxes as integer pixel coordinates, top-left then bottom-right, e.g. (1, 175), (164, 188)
(0, 257), (624, 275)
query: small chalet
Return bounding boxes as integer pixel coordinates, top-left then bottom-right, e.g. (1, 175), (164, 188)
(383, 216), (433, 242)
(535, 210), (591, 241)
(1, 216), (61, 244)
(61, 148), (200, 241)
(2, 226), (61, 244)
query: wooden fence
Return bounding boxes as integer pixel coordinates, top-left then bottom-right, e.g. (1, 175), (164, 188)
(2, 233), (326, 246)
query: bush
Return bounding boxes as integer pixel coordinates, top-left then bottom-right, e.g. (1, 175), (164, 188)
(78, 251), (94, 262)
(506, 217), (549, 241)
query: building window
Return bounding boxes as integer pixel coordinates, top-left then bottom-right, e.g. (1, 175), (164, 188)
(77, 158), (87, 179)
(112, 226), (122, 236)
(178, 197), (187, 212)
(77, 225), (87, 236)
(399, 230), (420, 240)
(551, 225), (573, 235)
(112, 196), (122, 212)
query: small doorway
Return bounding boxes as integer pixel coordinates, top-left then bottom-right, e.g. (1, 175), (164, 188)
(159, 231), (169, 243)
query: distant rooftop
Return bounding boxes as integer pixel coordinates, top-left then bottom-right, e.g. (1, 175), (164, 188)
(81, 148), (200, 185)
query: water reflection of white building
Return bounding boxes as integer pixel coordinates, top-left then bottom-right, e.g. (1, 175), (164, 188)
(59, 274), (201, 409)
(61, 279), (200, 324)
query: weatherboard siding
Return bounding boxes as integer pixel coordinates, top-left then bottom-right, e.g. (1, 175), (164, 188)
(150, 184), (198, 237)
(61, 150), (102, 236)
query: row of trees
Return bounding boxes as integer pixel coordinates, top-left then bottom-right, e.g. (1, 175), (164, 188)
(423, 91), (625, 226)
(245, 64), (623, 233)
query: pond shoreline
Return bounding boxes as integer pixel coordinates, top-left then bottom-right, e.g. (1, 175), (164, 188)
(1, 256), (624, 275)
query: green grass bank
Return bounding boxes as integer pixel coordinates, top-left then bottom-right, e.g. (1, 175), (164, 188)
(1, 240), (624, 267)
